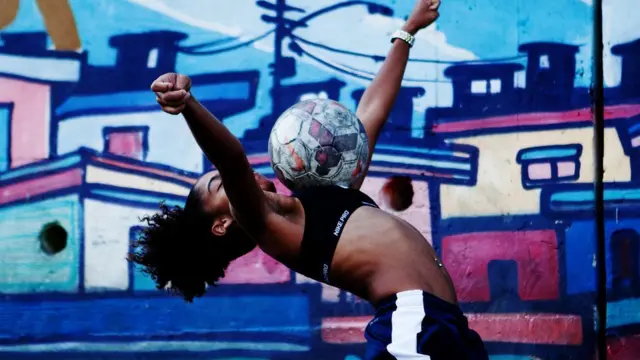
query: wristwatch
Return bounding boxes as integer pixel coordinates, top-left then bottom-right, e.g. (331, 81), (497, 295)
(391, 30), (415, 48)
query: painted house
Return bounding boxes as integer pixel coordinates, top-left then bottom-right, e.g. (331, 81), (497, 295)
(0, 27), (480, 356)
(0, 141), (478, 356)
(539, 100), (640, 355)
(0, 147), (322, 358)
(0, 31), (260, 175)
(0, 32), (83, 171)
(542, 182), (640, 354)
(54, 31), (260, 173)
(422, 40), (640, 358)
(0, 32), (312, 357)
(0, 148), (193, 293)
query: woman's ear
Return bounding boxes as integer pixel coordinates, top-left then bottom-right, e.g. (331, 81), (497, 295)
(211, 215), (234, 237)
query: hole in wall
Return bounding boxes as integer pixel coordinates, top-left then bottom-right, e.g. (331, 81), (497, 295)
(38, 221), (68, 255)
(380, 175), (414, 212)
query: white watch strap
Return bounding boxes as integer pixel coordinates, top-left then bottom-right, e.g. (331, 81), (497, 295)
(391, 30), (415, 48)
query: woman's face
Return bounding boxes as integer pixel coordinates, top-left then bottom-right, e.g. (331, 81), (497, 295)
(195, 171), (277, 217)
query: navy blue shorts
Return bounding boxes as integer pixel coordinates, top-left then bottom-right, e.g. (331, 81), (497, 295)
(364, 290), (488, 359)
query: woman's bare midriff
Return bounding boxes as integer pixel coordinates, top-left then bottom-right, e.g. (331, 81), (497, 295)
(329, 206), (458, 306)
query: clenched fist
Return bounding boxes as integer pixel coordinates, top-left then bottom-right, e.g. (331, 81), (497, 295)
(403, 0), (441, 34)
(151, 73), (192, 115)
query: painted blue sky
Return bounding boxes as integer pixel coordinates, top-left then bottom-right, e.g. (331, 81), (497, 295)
(3, 0), (639, 135)
(5, 0), (598, 76)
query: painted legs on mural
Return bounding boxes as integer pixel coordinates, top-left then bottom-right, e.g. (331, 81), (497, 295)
(365, 290), (488, 360)
(34, 0), (81, 51)
(0, 0), (19, 29)
(0, 0), (80, 51)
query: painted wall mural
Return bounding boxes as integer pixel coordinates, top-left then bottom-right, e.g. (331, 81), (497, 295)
(0, 0), (638, 359)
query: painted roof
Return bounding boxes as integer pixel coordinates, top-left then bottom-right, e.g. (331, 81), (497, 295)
(541, 182), (640, 218)
(0, 148), (197, 209)
(0, 52), (83, 83)
(247, 141), (479, 186)
(0, 136), (481, 209)
(431, 103), (640, 137)
(0, 32), (83, 83)
(444, 63), (525, 78)
(56, 71), (260, 119)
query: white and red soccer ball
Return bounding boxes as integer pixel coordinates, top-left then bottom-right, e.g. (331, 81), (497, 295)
(268, 99), (369, 192)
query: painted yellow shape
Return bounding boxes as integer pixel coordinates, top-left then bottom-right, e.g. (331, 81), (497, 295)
(35, 0), (81, 51)
(0, 0), (19, 29)
(85, 166), (191, 196)
(440, 127), (630, 219)
(0, 0), (82, 50)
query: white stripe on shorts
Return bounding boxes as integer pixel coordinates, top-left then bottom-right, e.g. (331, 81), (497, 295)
(386, 290), (431, 359)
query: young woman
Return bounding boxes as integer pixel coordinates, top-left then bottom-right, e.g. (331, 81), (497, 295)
(129, 1), (488, 358)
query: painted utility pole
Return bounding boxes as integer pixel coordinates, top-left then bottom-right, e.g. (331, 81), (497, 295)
(256, 0), (304, 117)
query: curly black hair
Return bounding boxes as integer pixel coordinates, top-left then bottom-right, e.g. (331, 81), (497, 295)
(127, 188), (254, 302)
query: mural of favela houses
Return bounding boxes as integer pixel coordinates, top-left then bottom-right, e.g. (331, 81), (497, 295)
(0, 0), (639, 359)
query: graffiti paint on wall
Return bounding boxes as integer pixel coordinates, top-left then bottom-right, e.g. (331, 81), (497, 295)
(0, 0), (639, 359)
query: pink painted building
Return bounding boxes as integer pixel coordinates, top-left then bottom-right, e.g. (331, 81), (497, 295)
(0, 32), (83, 170)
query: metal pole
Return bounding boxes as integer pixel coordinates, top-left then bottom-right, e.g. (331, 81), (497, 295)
(592, 0), (607, 357)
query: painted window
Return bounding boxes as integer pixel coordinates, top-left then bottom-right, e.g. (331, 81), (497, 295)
(489, 79), (501, 93)
(630, 123), (640, 150)
(610, 229), (640, 299)
(539, 54), (550, 69)
(103, 126), (149, 161)
(514, 70), (526, 88)
(128, 226), (145, 291)
(0, 103), (12, 172)
(471, 80), (487, 94)
(471, 79), (501, 94)
(300, 91), (329, 101)
(516, 144), (582, 189)
(147, 48), (159, 68)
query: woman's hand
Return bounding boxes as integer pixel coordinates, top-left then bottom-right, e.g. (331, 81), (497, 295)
(403, 0), (441, 35)
(150, 73), (192, 115)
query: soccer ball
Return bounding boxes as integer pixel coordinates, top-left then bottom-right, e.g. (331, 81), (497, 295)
(268, 98), (369, 192)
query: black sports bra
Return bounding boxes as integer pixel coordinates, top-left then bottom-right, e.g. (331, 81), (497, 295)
(293, 186), (379, 284)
